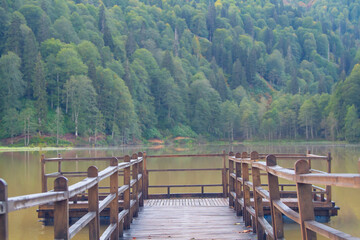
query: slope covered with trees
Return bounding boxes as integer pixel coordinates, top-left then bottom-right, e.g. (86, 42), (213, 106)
(1, 0), (360, 145)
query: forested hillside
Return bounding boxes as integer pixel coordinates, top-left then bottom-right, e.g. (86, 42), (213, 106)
(1, 0), (360, 145)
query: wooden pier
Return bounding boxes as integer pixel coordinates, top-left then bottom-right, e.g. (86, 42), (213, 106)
(121, 198), (256, 239)
(0, 151), (360, 240)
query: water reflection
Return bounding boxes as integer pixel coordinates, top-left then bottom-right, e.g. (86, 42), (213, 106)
(0, 144), (359, 239)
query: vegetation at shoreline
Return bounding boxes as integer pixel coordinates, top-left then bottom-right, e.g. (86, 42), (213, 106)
(1, 0), (360, 146)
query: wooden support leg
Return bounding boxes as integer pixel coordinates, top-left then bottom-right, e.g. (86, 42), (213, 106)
(88, 166), (99, 240)
(0, 179), (8, 240)
(54, 177), (69, 240)
(296, 160), (317, 240)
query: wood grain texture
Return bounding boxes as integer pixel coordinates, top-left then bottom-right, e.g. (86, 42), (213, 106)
(121, 202), (256, 239)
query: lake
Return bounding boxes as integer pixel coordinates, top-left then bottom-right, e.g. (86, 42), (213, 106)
(0, 143), (359, 239)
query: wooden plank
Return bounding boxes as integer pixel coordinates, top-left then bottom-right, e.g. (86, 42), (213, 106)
(69, 212), (96, 239)
(304, 220), (360, 240)
(121, 205), (256, 240)
(8, 191), (66, 212)
(273, 199), (300, 224)
(100, 223), (117, 240)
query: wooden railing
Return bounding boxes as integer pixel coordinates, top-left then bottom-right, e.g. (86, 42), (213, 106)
(0, 153), (144, 240)
(228, 151), (360, 240)
(144, 151), (228, 198)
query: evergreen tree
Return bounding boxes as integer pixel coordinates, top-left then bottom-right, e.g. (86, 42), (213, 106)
(33, 53), (47, 134)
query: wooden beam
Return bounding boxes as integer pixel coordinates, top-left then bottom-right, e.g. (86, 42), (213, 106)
(123, 155), (131, 229)
(266, 155), (284, 239)
(228, 152), (234, 207)
(0, 179), (8, 240)
(54, 176), (69, 240)
(222, 150), (228, 197)
(235, 152), (242, 216)
(41, 154), (47, 192)
(295, 160), (316, 240)
(252, 163), (265, 239)
(109, 158), (119, 240)
(242, 152), (251, 227)
(88, 166), (99, 240)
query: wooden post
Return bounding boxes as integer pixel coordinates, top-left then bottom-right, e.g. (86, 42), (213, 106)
(250, 151), (258, 232)
(306, 150), (312, 169)
(326, 152), (332, 203)
(242, 153), (251, 227)
(222, 150), (228, 197)
(132, 153), (139, 218)
(54, 176), (69, 240)
(0, 179), (8, 240)
(109, 158), (119, 240)
(252, 163), (265, 239)
(58, 153), (62, 174)
(295, 160), (317, 240)
(123, 155), (131, 229)
(266, 155), (284, 239)
(138, 152), (144, 207)
(235, 152), (242, 216)
(228, 152), (234, 207)
(88, 166), (99, 240)
(41, 154), (47, 192)
(143, 152), (148, 199)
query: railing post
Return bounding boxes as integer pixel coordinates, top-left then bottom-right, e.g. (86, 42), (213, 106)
(235, 152), (242, 216)
(132, 153), (139, 218)
(252, 157), (265, 239)
(250, 151), (258, 233)
(143, 152), (149, 199)
(222, 150), (228, 197)
(326, 152), (332, 203)
(58, 153), (62, 174)
(295, 160), (317, 240)
(109, 157), (119, 240)
(124, 155), (131, 229)
(138, 152), (144, 207)
(54, 176), (69, 240)
(228, 152), (234, 207)
(88, 166), (99, 240)
(306, 150), (312, 169)
(242, 152), (251, 227)
(41, 154), (47, 192)
(266, 155), (284, 239)
(0, 179), (8, 240)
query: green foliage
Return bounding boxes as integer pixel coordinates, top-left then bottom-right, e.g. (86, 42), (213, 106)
(1, 0), (360, 145)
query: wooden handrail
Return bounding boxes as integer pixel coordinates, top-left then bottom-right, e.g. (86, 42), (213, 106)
(0, 153), (144, 240)
(228, 152), (360, 240)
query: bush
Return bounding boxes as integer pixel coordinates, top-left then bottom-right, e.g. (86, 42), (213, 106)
(143, 127), (163, 139)
(171, 124), (198, 138)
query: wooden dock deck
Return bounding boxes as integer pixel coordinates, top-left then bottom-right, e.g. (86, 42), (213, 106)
(121, 198), (256, 239)
(2, 151), (360, 240)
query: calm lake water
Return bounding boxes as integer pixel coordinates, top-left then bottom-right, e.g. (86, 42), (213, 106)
(0, 144), (359, 239)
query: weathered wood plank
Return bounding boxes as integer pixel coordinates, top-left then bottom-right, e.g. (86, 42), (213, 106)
(121, 204), (256, 240)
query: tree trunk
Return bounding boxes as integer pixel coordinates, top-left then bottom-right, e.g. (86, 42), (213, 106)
(75, 112), (78, 137)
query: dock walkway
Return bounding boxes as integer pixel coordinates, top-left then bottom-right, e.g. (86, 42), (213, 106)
(121, 198), (256, 239)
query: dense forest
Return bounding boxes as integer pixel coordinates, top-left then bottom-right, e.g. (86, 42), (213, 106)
(1, 0), (360, 146)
